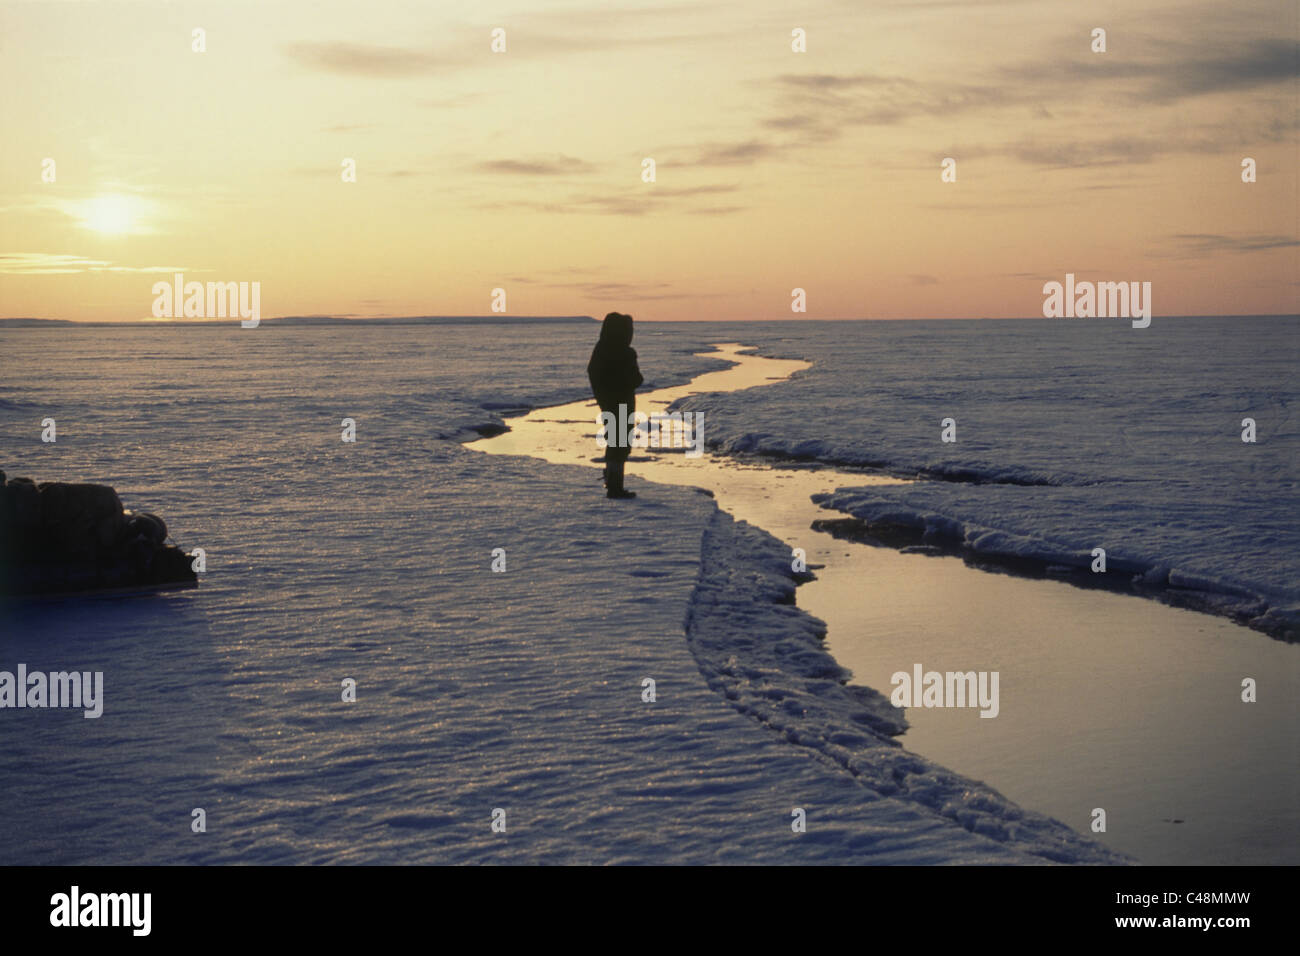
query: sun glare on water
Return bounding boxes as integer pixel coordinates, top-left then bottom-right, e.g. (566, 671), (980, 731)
(81, 194), (138, 235)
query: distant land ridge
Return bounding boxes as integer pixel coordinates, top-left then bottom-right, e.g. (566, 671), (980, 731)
(0, 315), (598, 327)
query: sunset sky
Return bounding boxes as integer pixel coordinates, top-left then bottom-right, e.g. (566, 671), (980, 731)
(1, 0), (1296, 321)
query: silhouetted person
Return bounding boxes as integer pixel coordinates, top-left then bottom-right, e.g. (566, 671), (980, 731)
(587, 312), (643, 499)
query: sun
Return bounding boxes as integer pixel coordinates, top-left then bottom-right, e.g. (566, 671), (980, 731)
(81, 195), (137, 235)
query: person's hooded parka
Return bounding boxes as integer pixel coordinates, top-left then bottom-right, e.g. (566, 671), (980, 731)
(587, 312), (643, 414)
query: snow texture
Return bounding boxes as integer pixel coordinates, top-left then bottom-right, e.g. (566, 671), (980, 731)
(687, 510), (1128, 863)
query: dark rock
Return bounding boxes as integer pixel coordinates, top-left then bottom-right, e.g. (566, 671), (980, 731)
(4, 478), (41, 529)
(124, 511), (167, 545)
(0, 478), (195, 596)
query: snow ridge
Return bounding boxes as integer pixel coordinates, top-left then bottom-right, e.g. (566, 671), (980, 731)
(812, 487), (1300, 641)
(683, 508), (1132, 864)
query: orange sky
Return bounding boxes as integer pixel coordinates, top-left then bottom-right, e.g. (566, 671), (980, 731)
(1, 0), (1296, 321)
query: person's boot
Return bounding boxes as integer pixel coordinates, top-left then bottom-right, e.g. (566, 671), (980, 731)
(606, 458), (636, 499)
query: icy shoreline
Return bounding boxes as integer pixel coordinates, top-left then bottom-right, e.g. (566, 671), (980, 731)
(808, 492), (1298, 641)
(662, 433), (1299, 641)
(665, 318), (1299, 643)
(684, 508), (1129, 863)
(465, 345), (1129, 863)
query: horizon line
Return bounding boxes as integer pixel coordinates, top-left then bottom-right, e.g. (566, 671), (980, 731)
(2, 313), (1298, 327)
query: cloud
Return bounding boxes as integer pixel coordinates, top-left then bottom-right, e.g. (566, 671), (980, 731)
(1002, 111), (1296, 167)
(477, 183), (741, 216)
(1005, 136), (1175, 168)
(0, 254), (199, 275)
(1003, 38), (1300, 105)
(874, 0), (1038, 6)
(289, 165), (431, 178)
(742, 72), (1022, 158)
(768, 72), (1016, 131)
(652, 185), (740, 197)
(682, 140), (776, 166)
(484, 4), (729, 55)
(999, 268), (1104, 280)
(477, 156), (596, 175)
(282, 7), (728, 78)
(539, 278), (726, 301)
(0, 254), (111, 275)
(1149, 39), (1299, 101)
(1161, 233), (1300, 257)
(497, 268), (683, 300)
(761, 114), (822, 131)
(747, 29), (1298, 168)
(283, 43), (463, 77)
(777, 74), (895, 92)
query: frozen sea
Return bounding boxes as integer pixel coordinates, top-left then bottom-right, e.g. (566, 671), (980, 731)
(0, 317), (1294, 865)
(671, 316), (1300, 638)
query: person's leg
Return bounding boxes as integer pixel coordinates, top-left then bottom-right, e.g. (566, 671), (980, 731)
(599, 407), (616, 489)
(606, 445), (634, 498)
